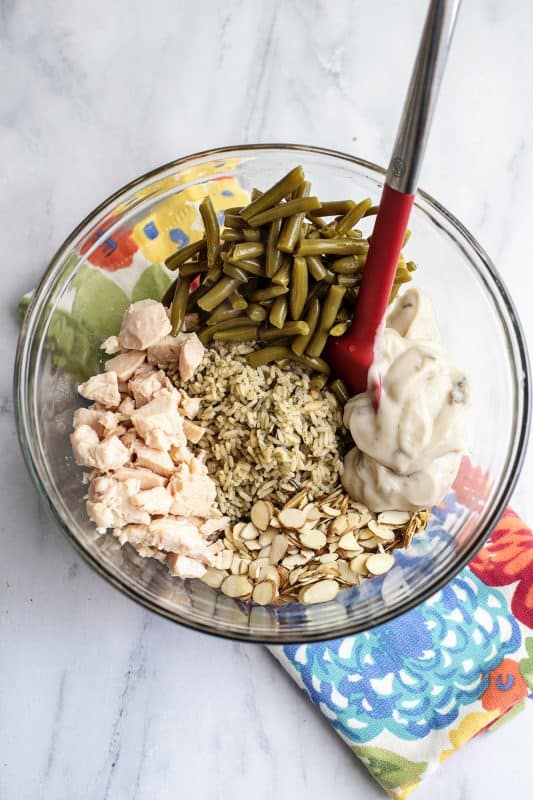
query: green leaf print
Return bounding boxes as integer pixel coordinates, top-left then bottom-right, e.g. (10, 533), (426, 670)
(519, 637), (533, 690)
(71, 264), (130, 340)
(131, 263), (172, 303)
(353, 745), (427, 792)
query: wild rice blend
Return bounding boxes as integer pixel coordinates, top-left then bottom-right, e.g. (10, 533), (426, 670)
(179, 343), (350, 519)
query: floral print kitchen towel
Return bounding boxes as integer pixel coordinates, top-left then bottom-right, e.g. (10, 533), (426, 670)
(271, 502), (533, 798)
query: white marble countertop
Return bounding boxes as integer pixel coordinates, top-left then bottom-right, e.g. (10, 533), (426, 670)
(2, 1), (533, 797)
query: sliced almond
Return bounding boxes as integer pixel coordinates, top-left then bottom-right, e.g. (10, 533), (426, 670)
(269, 517), (281, 528)
(289, 567), (304, 585)
(299, 530), (327, 550)
(201, 568), (227, 589)
(241, 522), (260, 540)
(257, 564), (280, 587)
(329, 515), (349, 536)
(338, 531), (359, 550)
(357, 527), (375, 541)
(299, 579), (339, 604)
(304, 503), (321, 522)
(258, 531), (274, 547)
(366, 552), (395, 575)
(248, 561), (263, 581)
(230, 554), (242, 575)
(377, 510), (411, 526)
(282, 488), (308, 509)
(252, 581), (276, 605)
(277, 565), (290, 586)
(220, 549), (234, 571)
(250, 500), (274, 531)
(317, 563), (339, 576)
(246, 539), (261, 551)
(319, 553), (339, 563)
(232, 522), (246, 538)
(350, 554), (369, 574)
(258, 545), (272, 560)
(221, 575), (253, 598)
(368, 520), (396, 542)
(337, 559), (358, 585)
(320, 504), (341, 517)
(269, 533), (289, 564)
(278, 508), (306, 530)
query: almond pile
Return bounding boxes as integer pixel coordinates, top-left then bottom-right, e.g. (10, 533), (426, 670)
(201, 487), (429, 604)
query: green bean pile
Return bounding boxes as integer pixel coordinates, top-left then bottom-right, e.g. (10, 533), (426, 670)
(163, 166), (415, 400)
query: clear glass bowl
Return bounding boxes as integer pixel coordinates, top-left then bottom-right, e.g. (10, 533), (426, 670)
(14, 145), (531, 643)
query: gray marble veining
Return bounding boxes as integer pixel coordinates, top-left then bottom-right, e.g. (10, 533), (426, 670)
(1, 1), (532, 798)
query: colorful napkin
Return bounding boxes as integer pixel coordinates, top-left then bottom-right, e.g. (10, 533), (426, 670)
(270, 499), (533, 798)
(22, 167), (533, 798)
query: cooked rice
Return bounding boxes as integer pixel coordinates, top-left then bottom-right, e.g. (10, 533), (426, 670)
(175, 342), (350, 519)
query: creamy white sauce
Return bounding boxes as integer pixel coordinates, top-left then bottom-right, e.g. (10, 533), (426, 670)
(342, 288), (470, 512)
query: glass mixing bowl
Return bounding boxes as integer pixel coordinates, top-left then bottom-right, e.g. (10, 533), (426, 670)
(14, 145), (530, 643)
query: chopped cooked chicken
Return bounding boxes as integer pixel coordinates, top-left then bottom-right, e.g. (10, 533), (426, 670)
(78, 371), (121, 408)
(166, 553), (206, 579)
(182, 419), (207, 444)
(147, 335), (184, 370)
(118, 396), (135, 416)
(70, 424), (99, 467)
(130, 486), (173, 516)
(119, 299), (171, 350)
(93, 436), (129, 471)
(120, 430), (138, 448)
(73, 407), (123, 439)
(148, 517), (213, 562)
(105, 350), (145, 382)
(101, 335), (120, 355)
(179, 393), (201, 419)
(135, 444), (175, 477)
(86, 477), (150, 531)
(130, 389), (186, 451)
(129, 367), (170, 407)
(200, 517), (230, 537)
(113, 466), (167, 489)
(168, 458), (217, 518)
(178, 333), (204, 382)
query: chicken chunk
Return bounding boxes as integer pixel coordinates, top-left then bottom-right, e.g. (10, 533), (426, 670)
(93, 435), (129, 471)
(128, 367), (171, 407)
(78, 371), (121, 409)
(70, 424), (99, 467)
(179, 393), (201, 419)
(167, 458), (217, 518)
(101, 335), (120, 355)
(86, 477), (150, 531)
(73, 407), (123, 439)
(148, 517), (213, 562)
(119, 299), (171, 350)
(129, 486), (173, 516)
(182, 419), (207, 444)
(166, 553), (206, 579)
(105, 350), (146, 382)
(134, 444), (175, 477)
(200, 516), (230, 537)
(178, 333), (204, 382)
(113, 466), (167, 489)
(147, 335), (185, 370)
(130, 389), (186, 451)
(118, 396), (135, 416)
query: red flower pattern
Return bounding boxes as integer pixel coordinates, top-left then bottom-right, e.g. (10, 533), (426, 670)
(470, 508), (533, 629)
(480, 657), (529, 712)
(80, 221), (138, 271)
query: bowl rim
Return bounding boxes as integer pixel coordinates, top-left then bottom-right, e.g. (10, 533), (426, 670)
(14, 142), (532, 643)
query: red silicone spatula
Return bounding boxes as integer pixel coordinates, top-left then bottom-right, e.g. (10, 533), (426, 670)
(325, 0), (461, 400)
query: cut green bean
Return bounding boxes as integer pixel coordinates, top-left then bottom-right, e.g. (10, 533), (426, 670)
(202, 266), (223, 286)
(170, 277), (191, 335)
(213, 325), (258, 343)
(247, 303), (268, 323)
(250, 285), (288, 302)
(307, 285), (346, 357)
(198, 316), (249, 343)
(293, 352), (331, 375)
(247, 197), (321, 228)
(199, 195), (221, 268)
(290, 256), (308, 321)
(310, 374), (328, 391)
(329, 378), (349, 404)
(246, 345), (293, 368)
(179, 260), (209, 277)
(221, 252), (264, 276)
(197, 277), (238, 312)
(306, 255), (328, 281)
(329, 321), (350, 337)
(207, 303), (243, 325)
(250, 188), (262, 201)
(265, 217), (283, 278)
(229, 289), (248, 311)
(165, 238), (207, 270)
(221, 229), (245, 242)
(278, 181), (310, 253)
(331, 256), (360, 274)
(224, 213), (246, 230)
(240, 166), (305, 222)
(389, 284), (400, 304)
(310, 200), (356, 217)
(292, 296), (320, 356)
(223, 263), (249, 283)
(232, 242), (265, 260)
(186, 282), (212, 311)
(363, 205), (379, 217)
(336, 274), (359, 287)
(336, 198), (373, 235)
(161, 278), (178, 307)
(242, 228), (262, 242)
(272, 257), (291, 286)
(259, 321), (310, 341)
(407, 260), (417, 272)
(269, 296), (288, 329)
(297, 238), (368, 257)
